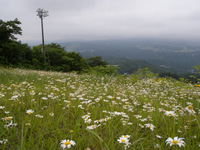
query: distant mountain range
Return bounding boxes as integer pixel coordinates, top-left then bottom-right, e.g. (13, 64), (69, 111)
(60, 38), (200, 74)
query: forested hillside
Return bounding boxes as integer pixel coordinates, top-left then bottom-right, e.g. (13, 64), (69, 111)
(62, 39), (200, 74)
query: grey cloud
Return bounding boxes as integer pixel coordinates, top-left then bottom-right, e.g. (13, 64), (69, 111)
(1, 0), (200, 43)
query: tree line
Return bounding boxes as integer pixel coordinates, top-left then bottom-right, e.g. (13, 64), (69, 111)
(0, 18), (117, 75)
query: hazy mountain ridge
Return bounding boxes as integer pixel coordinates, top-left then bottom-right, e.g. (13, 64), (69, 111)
(60, 39), (200, 74)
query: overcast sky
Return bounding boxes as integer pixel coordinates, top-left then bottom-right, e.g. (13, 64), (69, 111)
(1, 0), (200, 44)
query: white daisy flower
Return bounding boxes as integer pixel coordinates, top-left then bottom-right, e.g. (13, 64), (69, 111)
(164, 111), (176, 117)
(185, 106), (196, 114)
(26, 109), (34, 114)
(2, 116), (13, 121)
(86, 124), (101, 130)
(84, 118), (92, 124)
(118, 135), (131, 148)
(144, 123), (155, 131)
(166, 137), (185, 147)
(60, 139), (76, 149)
(154, 144), (159, 148)
(49, 112), (54, 116)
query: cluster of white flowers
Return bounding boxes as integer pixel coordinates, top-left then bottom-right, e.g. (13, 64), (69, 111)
(0, 139), (8, 144)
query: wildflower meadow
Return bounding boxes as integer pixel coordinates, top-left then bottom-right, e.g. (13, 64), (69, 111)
(0, 68), (200, 149)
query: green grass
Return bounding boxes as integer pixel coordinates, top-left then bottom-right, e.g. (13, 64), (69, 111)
(0, 68), (200, 149)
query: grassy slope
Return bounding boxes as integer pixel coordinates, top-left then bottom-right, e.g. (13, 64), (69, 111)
(0, 68), (200, 149)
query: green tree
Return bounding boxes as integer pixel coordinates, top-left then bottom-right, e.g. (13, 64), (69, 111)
(0, 41), (32, 66)
(66, 52), (89, 72)
(32, 43), (89, 72)
(0, 18), (22, 43)
(0, 18), (32, 67)
(87, 56), (108, 67)
(91, 65), (118, 75)
(32, 45), (45, 69)
(46, 43), (68, 68)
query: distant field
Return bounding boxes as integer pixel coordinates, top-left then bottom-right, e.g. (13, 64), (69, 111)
(0, 68), (200, 149)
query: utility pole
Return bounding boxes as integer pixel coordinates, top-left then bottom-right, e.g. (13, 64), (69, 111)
(36, 8), (48, 64)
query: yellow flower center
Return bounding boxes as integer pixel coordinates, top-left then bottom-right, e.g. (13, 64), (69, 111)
(25, 123), (30, 126)
(65, 141), (71, 146)
(70, 130), (73, 133)
(6, 117), (12, 120)
(188, 106), (193, 110)
(121, 139), (125, 143)
(168, 113), (172, 116)
(28, 112), (32, 114)
(172, 140), (178, 145)
(155, 144), (159, 148)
